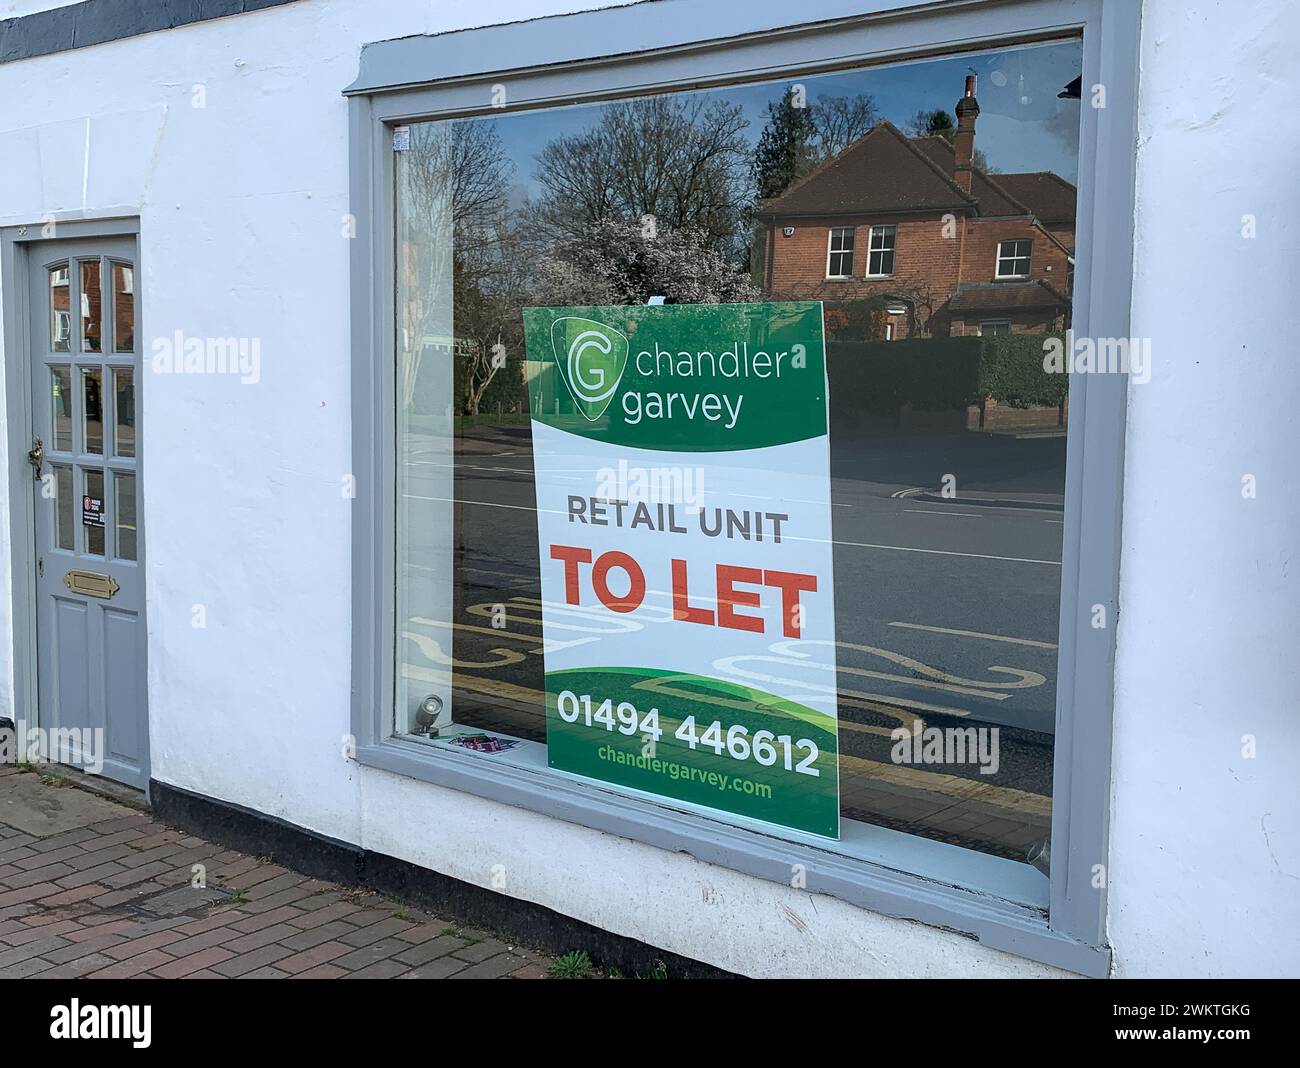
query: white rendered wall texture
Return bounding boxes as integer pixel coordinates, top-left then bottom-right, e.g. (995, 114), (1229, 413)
(1107, 0), (1300, 979)
(0, 0), (1294, 977)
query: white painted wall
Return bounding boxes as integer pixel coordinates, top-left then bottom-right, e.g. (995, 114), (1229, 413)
(1108, 0), (1300, 979)
(0, 0), (1295, 978)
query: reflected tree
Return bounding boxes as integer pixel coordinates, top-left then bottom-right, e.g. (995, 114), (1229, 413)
(810, 94), (880, 159)
(534, 218), (761, 306)
(752, 90), (880, 203)
(906, 108), (996, 172)
(397, 120), (512, 411)
(453, 212), (538, 415)
(534, 96), (751, 254)
(752, 89), (820, 203)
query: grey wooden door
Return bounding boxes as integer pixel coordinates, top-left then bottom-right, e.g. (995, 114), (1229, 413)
(28, 237), (148, 789)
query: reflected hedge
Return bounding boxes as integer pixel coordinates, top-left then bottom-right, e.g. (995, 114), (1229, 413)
(827, 333), (1067, 415)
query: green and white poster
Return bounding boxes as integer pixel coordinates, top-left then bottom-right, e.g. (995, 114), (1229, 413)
(522, 301), (839, 838)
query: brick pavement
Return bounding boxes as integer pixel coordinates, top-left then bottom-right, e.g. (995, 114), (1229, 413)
(0, 765), (549, 979)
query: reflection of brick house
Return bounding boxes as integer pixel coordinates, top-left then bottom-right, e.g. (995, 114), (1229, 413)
(756, 76), (1075, 339)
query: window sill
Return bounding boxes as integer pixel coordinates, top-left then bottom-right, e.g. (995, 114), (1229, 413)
(864, 273), (895, 280)
(354, 735), (1110, 977)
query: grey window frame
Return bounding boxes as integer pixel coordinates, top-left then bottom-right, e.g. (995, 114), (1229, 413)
(826, 226), (855, 278)
(346, 0), (1138, 978)
(980, 319), (1013, 336)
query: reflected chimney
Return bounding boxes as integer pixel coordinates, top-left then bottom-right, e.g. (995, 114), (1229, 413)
(954, 74), (980, 193)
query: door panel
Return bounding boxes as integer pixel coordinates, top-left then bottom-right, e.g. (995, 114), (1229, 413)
(53, 597), (90, 727)
(104, 608), (144, 769)
(28, 236), (147, 789)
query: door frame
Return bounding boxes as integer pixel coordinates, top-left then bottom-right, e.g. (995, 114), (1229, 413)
(2, 214), (147, 789)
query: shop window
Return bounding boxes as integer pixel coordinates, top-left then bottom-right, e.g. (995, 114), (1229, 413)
(351, 0), (1137, 975)
(388, 38), (1079, 865)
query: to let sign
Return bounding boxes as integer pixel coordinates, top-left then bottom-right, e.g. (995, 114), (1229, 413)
(523, 301), (840, 838)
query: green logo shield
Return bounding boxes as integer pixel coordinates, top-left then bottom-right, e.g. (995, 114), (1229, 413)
(550, 316), (629, 421)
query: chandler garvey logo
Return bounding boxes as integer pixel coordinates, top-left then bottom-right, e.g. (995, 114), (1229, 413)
(551, 317), (628, 421)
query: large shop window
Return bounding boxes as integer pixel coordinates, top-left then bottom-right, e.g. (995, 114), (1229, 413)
(355, 0), (1135, 976)
(393, 39), (1079, 859)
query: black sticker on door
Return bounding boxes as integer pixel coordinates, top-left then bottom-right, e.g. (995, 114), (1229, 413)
(82, 495), (104, 527)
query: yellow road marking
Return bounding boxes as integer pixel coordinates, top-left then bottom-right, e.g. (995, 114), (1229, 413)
(410, 617), (541, 644)
(828, 639), (1046, 690)
(889, 621), (1058, 650)
(402, 631), (526, 670)
(831, 663), (1011, 701)
(431, 671), (544, 707)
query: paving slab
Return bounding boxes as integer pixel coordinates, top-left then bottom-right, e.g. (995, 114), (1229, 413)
(0, 774), (136, 838)
(0, 766), (548, 980)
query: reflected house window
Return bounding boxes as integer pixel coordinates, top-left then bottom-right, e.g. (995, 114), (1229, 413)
(80, 259), (102, 352)
(389, 38), (1082, 864)
(826, 227), (855, 278)
(866, 224), (896, 277)
(113, 263), (135, 352)
(49, 265), (71, 352)
(995, 238), (1033, 279)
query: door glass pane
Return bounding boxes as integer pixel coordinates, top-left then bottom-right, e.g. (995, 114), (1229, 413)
(54, 465), (73, 551)
(49, 265), (70, 352)
(112, 263), (135, 352)
(115, 472), (137, 561)
(82, 368), (103, 454)
(84, 469), (105, 556)
(50, 367), (72, 451)
(80, 260), (102, 352)
(113, 369), (136, 458)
